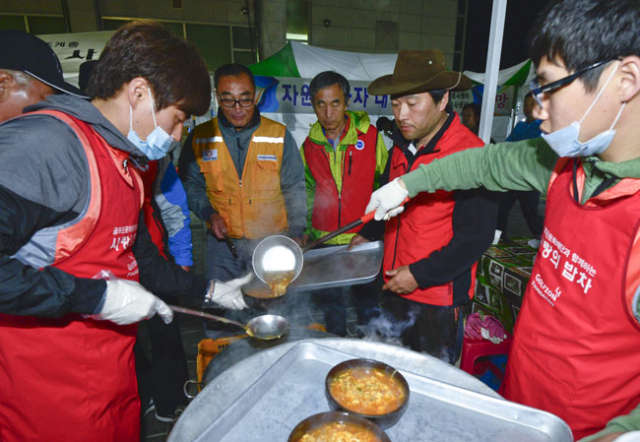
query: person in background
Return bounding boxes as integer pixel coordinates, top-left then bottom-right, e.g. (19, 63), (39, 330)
(135, 154), (195, 424)
(300, 71), (388, 336)
(0, 30), (65, 122)
(496, 91), (545, 241)
(462, 101), (496, 143)
(364, 1), (640, 439)
(376, 115), (396, 149)
(78, 59), (98, 94)
(179, 63), (306, 334)
(0, 22), (248, 442)
(353, 49), (498, 362)
(461, 102), (482, 135)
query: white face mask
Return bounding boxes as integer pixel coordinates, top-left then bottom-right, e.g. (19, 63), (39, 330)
(541, 62), (625, 158)
(127, 87), (174, 160)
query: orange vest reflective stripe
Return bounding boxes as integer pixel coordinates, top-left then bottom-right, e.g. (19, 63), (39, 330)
(192, 116), (288, 239)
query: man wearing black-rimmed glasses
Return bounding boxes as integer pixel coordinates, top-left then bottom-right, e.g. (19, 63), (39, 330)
(179, 64), (305, 320)
(364, 0), (640, 439)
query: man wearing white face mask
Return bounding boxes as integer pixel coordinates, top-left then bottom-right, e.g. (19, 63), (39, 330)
(364, 0), (640, 440)
(0, 22), (250, 442)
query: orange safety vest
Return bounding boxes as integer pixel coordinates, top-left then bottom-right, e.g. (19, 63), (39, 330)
(192, 116), (288, 239)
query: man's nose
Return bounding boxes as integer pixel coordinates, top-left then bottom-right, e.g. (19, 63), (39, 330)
(395, 103), (409, 121)
(327, 106), (336, 118)
(172, 125), (182, 141)
(532, 103), (546, 121)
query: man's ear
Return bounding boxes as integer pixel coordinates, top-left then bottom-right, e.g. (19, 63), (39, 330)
(438, 90), (450, 111)
(126, 77), (149, 109)
(0, 72), (15, 101)
(618, 56), (640, 103)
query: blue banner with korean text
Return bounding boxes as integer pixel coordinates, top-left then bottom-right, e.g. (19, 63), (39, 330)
(255, 76), (393, 116)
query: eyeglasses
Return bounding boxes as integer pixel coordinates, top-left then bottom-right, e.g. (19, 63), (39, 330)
(529, 59), (614, 108)
(219, 97), (254, 108)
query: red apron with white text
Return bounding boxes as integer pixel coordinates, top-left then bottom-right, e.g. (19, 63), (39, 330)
(502, 159), (640, 440)
(0, 111), (143, 442)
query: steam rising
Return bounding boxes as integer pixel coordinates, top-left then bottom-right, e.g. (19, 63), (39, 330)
(357, 307), (419, 347)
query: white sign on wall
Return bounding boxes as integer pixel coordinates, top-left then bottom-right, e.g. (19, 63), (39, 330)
(38, 31), (114, 87)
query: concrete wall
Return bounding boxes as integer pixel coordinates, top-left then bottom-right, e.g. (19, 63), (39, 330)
(310, 0), (460, 67)
(1, 0), (463, 65)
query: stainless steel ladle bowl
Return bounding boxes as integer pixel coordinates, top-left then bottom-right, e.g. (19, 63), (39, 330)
(169, 305), (290, 341)
(251, 200), (410, 286)
(252, 235), (303, 285)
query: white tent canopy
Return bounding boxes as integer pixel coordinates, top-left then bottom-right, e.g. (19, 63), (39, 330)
(290, 41), (398, 81)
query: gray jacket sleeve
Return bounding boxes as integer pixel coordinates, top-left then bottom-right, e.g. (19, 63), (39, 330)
(280, 129), (307, 238)
(0, 116), (107, 317)
(178, 131), (217, 223)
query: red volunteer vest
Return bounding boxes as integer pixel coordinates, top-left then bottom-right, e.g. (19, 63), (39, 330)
(384, 116), (482, 305)
(138, 160), (167, 257)
(303, 120), (378, 233)
(0, 111), (143, 442)
(503, 159), (640, 440)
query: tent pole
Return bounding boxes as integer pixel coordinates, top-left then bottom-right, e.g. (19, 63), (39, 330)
(478, 0), (507, 144)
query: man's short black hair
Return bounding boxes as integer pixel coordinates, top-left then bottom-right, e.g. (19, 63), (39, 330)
(214, 63), (255, 90)
(88, 21), (211, 116)
(309, 71), (350, 104)
(428, 89), (447, 104)
(529, 0), (640, 92)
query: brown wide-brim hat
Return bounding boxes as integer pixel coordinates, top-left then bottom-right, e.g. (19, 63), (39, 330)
(369, 49), (472, 96)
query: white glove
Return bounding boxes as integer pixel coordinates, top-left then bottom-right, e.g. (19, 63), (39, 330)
(97, 279), (173, 325)
(614, 432), (640, 442)
(365, 178), (409, 221)
(206, 273), (253, 310)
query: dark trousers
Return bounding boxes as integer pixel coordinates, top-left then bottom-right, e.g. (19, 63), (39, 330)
(496, 190), (544, 238)
(381, 292), (466, 364)
(135, 301), (189, 417)
(310, 262), (383, 337)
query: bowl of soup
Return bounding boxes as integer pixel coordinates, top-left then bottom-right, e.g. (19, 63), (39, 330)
(288, 411), (391, 442)
(325, 358), (410, 428)
(241, 277), (288, 311)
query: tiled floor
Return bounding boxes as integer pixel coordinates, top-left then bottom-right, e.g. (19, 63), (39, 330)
(139, 199), (542, 442)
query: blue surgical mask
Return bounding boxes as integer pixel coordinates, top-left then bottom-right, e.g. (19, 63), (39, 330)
(127, 87), (174, 160)
(541, 63), (625, 158)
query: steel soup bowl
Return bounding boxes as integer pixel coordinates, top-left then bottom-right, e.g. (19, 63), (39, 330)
(325, 358), (410, 429)
(252, 235), (303, 285)
(288, 411), (391, 442)
(241, 277), (287, 311)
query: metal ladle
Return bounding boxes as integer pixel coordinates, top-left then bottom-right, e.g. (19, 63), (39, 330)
(168, 305), (289, 341)
(252, 197), (410, 285)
